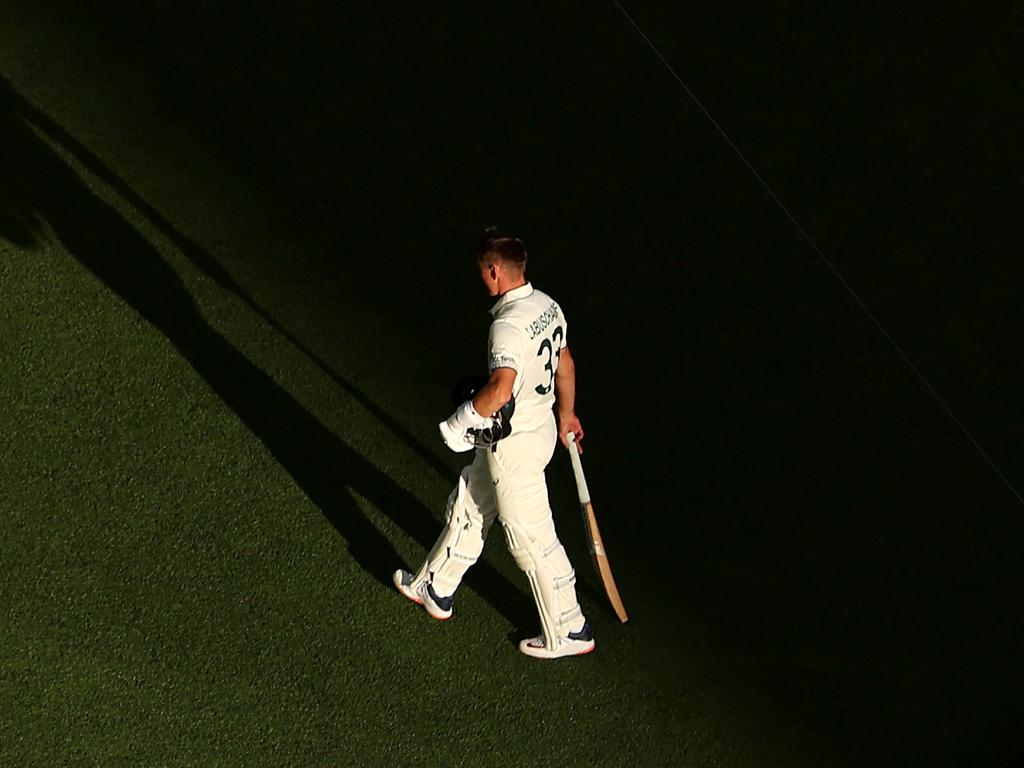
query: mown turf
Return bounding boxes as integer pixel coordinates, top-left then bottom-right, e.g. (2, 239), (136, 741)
(2, 2), (1021, 767)
(0, 225), (741, 765)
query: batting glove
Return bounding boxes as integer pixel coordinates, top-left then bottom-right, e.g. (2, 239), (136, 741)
(439, 400), (491, 453)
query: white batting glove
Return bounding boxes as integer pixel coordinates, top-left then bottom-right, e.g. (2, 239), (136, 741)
(438, 420), (474, 452)
(439, 400), (491, 453)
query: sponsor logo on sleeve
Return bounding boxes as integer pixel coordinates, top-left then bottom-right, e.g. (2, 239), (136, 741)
(490, 353), (518, 370)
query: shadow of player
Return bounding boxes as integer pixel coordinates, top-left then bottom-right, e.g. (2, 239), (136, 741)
(0, 76), (534, 632)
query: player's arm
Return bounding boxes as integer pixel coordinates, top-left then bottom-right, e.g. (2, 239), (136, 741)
(439, 368), (515, 452)
(472, 367), (516, 417)
(555, 346), (585, 453)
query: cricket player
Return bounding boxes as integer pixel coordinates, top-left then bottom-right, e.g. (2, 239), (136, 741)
(393, 229), (594, 659)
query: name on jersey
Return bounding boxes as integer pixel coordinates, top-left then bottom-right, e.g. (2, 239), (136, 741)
(525, 302), (560, 340)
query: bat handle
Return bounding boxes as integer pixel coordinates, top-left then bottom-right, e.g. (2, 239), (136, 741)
(567, 432), (591, 505)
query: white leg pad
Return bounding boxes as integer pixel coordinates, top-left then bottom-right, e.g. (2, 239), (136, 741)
(413, 465), (493, 598)
(502, 518), (584, 648)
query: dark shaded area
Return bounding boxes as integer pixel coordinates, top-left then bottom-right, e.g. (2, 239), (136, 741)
(9, 84), (455, 486)
(5, 1), (1024, 765)
(0, 76), (536, 635)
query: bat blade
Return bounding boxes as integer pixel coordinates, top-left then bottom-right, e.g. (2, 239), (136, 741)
(581, 500), (629, 623)
(568, 434), (628, 623)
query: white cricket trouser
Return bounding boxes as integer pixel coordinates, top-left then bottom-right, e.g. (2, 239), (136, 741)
(413, 414), (586, 644)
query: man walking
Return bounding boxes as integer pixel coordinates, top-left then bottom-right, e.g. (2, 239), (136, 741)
(393, 228), (594, 658)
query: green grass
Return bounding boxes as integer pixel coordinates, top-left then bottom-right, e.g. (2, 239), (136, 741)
(0, 219), (688, 765)
(0, 51), (738, 767)
(0, 223), (736, 767)
(2, 2), (1022, 767)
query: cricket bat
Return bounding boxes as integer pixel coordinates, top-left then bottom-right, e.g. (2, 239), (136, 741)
(567, 433), (628, 623)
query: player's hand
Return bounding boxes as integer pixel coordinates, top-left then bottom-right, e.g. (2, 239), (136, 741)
(439, 420), (475, 453)
(439, 400), (492, 453)
(558, 412), (584, 454)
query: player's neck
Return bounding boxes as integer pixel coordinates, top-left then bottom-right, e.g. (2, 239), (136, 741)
(496, 277), (528, 297)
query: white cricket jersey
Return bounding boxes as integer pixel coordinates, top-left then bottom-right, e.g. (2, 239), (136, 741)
(487, 283), (567, 434)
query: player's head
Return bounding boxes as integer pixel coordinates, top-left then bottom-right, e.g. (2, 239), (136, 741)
(477, 227), (527, 296)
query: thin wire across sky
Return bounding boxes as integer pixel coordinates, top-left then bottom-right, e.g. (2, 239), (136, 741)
(611, 0), (1023, 507)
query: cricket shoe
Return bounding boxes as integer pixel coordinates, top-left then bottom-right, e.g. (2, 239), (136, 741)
(420, 582), (455, 621)
(519, 622), (595, 659)
(392, 569), (423, 606)
(391, 570), (455, 620)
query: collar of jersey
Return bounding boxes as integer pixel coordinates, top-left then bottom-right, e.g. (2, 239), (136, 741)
(489, 282), (534, 317)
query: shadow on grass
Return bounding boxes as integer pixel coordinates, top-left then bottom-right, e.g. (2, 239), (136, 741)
(0, 76), (535, 634)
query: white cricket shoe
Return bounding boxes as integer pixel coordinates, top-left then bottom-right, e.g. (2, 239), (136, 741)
(392, 569), (454, 621)
(392, 569), (423, 606)
(519, 622), (595, 659)
(419, 582), (455, 621)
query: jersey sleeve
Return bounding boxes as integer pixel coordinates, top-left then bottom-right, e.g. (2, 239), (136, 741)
(488, 319), (527, 373)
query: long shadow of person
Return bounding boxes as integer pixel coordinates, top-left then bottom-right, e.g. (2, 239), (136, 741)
(0, 76), (532, 631)
(7, 83), (456, 485)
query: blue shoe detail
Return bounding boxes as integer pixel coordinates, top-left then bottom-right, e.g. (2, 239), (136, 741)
(568, 622), (592, 642)
(426, 583), (455, 611)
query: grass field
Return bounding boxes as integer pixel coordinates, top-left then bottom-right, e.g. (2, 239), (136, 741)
(2, 2), (1021, 766)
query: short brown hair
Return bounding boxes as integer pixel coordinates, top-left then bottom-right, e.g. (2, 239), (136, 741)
(477, 226), (527, 267)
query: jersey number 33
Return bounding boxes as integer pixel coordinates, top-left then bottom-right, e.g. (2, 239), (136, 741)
(534, 325), (564, 395)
